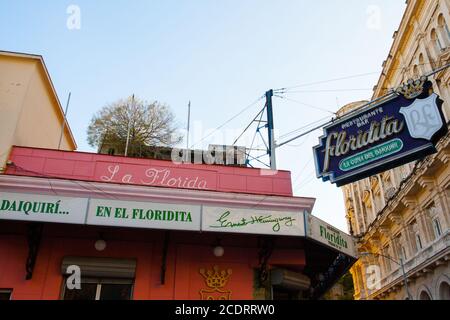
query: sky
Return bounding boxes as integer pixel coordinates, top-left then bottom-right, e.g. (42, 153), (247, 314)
(0, 0), (407, 231)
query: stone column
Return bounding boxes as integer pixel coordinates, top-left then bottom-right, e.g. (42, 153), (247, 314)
(438, 0), (450, 37)
(417, 208), (435, 244)
(436, 188), (450, 230)
(378, 175), (386, 208)
(403, 223), (415, 259)
(357, 182), (367, 232)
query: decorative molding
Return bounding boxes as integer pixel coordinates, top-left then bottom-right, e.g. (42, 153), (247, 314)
(438, 150), (450, 164)
(378, 226), (391, 235)
(418, 176), (436, 190)
(0, 175), (315, 212)
(396, 76), (427, 99)
(369, 238), (382, 248)
(199, 266), (232, 300)
(388, 213), (403, 225)
(401, 196), (417, 208)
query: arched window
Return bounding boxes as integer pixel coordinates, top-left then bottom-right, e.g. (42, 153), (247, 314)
(438, 14), (450, 42)
(439, 281), (450, 300)
(413, 65), (419, 78)
(418, 53), (425, 73)
(419, 290), (432, 300)
(431, 28), (444, 51)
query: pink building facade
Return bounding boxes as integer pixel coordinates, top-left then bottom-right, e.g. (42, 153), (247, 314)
(0, 146), (356, 300)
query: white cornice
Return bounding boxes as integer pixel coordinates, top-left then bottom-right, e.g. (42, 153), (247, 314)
(0, 175), (316, 212)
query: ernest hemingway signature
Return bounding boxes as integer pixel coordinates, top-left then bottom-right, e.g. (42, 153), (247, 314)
(209, 211), (296, 232)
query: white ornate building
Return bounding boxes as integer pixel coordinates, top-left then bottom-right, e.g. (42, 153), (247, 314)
(341, 0), (450, 300)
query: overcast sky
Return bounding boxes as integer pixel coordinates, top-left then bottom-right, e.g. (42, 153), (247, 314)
(0, 0), (407, 231)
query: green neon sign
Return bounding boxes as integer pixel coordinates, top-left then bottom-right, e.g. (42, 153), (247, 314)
(339, 139), (403, 172)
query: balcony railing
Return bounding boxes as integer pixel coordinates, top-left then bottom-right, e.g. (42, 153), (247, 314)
(378, 228), (450, 289)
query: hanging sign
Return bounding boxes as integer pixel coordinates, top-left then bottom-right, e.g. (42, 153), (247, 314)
(313, 79), (448, 186)
(87, 198), (201, 231)
(304, 212), (356, 257)
(0, 192), (87, 224)
(202, 206), (305, 236)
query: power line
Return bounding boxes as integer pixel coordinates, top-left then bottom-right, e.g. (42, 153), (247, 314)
(283, 135), (309, 148)
(274, 71), (380, 93)
(189, 95), (264, 148)
(274, 60), (443, 94)
(282, 88), (373, 94)
(279, 116), (331, 140)
(274, 95), (336, 115)
(295, 173), (317, 193)
(275, 62), (450, 150)
(291, 156), (313, 187)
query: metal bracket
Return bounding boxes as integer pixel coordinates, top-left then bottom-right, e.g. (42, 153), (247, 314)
(25, 223), (43, 280)
(160, 231), (170, 285)
(310, 253), (351, 299)
(258, 237), (274, 285)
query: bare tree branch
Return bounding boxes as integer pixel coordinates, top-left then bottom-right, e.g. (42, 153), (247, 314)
(87, 96), (183, 156)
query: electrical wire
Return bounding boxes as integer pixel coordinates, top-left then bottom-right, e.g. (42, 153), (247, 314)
(274, 95), (336, 115)
(291, 156), (313, 187)
(274, 71), (380, 93)
(278, 116), (331, 140)
(275, 62), (450, 149)
(282, 88), (373, 94)
(274, 60), (443, 94)
(295, 174), (317, 193)
(189, 95), (264, 148)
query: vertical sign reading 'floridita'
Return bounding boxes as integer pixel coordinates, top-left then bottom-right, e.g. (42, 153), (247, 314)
(96, 163), (216, 190)
(305, 213), (356, 257)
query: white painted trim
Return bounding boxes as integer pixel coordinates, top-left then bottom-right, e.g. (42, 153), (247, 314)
(0, 175), (315, 212)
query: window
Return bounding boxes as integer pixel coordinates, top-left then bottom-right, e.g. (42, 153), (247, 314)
(415, 232), (423, 251)
(384, 247), (391, 272)
(413, 65), (419, 78)
(400, 246), (407, 261)
(418, 53), (425, 73)
(0, 289), (11, 300)
(439, 281), (450, 300)
(445, 24), (450, 41)
(433, 217), (442, 238)
(61, 257), (136, 301)
(419, 290), (432, 300)
(431, 29), (444, 51)
(63, 278), (133, 300)
(438, 14), (450, 42)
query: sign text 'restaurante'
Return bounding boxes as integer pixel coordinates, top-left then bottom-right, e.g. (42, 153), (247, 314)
(313, 80), (447, 187)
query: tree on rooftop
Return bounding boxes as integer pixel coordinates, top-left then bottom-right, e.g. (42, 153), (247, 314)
(87, 96), (182, 157)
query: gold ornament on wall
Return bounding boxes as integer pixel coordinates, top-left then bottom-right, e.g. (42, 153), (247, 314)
(199, 265), (232, 300)
(396, 76), (427, 99)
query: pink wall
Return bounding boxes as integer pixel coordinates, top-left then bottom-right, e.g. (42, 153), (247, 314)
(0, 223), (306, 300)
(6, 146), (293, 197)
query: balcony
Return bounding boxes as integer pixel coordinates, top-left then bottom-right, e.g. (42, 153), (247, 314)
(378, 228), (450, 290)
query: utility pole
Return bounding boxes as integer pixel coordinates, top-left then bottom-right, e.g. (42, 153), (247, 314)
(124, 94), (134, 157)
(58, 92), (71, 150)
(185, 101), (191, 162)
(265, 89), (276, 170)
(186, 101), (191, 150)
